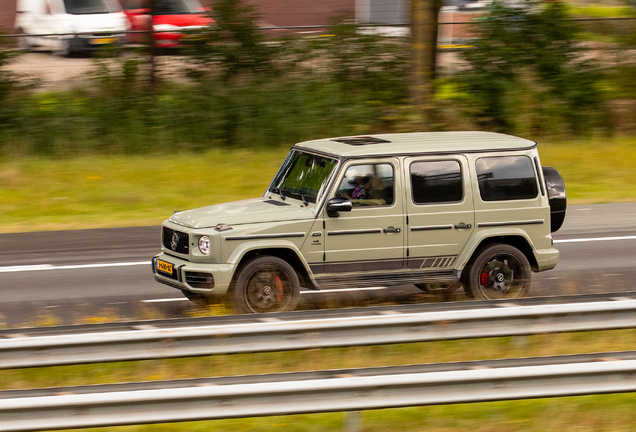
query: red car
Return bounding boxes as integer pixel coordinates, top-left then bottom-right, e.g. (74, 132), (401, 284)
(121, 0), (213, 47)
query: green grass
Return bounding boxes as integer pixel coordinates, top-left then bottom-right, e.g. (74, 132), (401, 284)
(575, 31), (621, 43)
(568, 5), (636, 18)
(1, 138), (635, 233)
(539, 137), (636, 203)
(0, 148), (289, 233)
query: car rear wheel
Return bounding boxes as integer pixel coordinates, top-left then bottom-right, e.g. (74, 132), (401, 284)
(463, 244), (531, 300)
(233, 256), (300, 314)
(17, 29), (32, 51)
(54, 38), (71, 58)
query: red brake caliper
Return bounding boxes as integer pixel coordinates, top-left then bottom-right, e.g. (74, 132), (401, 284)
(274, 275), (284, 302)
(480, 271), (491, 286)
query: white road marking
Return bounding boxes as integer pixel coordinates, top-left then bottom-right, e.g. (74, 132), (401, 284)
(141, 298), (189, 303)
(141, 287), (391, 304)
(0, 261), (149, 273)
(554, 235), (636, 244)
(0, 264), (54, 272)
(2, 234), (635, 274)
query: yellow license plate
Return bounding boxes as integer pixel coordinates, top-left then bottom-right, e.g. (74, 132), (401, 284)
(91, 38), (116, 45)
(156, 259), (173, 275)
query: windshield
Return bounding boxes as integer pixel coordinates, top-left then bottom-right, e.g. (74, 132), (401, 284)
(64, 0), (111, 14)
(154, 0), (202, 15)
(268, 150), (338, 204)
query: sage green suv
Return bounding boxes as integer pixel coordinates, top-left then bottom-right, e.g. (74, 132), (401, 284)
(152, 132), (566, 313)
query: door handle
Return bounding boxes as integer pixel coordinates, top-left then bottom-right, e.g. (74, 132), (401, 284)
(384, 226), (401, 234)
(454, 223), (472, 230)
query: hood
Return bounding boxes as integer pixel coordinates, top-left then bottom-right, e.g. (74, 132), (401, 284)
(64, 12), (128, 32)
(169, 198), (316, 229)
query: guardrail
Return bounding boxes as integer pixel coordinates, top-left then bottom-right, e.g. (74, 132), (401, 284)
(3, 350), (636, 431)
(2, 293), (636, 369)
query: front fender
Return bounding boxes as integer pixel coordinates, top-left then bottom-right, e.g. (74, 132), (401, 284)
(226, 240), (318, 287)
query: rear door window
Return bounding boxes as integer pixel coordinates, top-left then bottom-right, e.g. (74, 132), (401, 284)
(476, 156), (538, 201)
(410, 160), (463, 205)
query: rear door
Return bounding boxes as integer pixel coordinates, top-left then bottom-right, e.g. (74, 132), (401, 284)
(404, 156), (474, 271)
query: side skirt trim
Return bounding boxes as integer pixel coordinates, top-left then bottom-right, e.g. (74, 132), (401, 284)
(313, 270), (459, 290)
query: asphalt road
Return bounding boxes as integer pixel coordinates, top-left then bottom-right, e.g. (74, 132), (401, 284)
(1, 203), (635, 327)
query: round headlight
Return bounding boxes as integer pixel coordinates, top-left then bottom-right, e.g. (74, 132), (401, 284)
(198, 236), (211, 255)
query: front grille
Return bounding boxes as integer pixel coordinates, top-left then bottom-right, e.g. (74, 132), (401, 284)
(185, 272), (215, 289)
(162, 227), (190, 255)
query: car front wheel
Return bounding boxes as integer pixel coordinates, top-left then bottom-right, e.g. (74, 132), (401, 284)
(233, 256), (300, 314)
(463, 244), (531, 300)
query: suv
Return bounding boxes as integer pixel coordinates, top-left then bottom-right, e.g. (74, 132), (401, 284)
(152, 132), (566, 313)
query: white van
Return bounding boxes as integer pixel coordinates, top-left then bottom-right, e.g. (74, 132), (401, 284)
(15, 0), (128, 56)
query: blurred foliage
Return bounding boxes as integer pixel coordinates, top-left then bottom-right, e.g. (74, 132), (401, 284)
(0, 35), (38, 131)
(456, 0), (605, 136)
(184, 0), (277, 80)
(0, 0), (410, 155)
(1, 0), (636, 157)
(574, 9), (636, 47)
(301, 21), (410, 106)
(5, 62), (387, 153)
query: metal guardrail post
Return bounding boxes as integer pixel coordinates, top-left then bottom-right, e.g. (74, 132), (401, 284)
(345, 411), (362, 432)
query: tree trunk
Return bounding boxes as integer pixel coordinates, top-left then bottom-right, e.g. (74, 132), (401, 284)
(410, 0), (437, 129)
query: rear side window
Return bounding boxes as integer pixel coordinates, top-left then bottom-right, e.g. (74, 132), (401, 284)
(410, 160), (463, 204)
(476, 156), (538, 201)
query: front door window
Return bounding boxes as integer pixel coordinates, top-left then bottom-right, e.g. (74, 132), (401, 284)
(336, 163), (394, 207)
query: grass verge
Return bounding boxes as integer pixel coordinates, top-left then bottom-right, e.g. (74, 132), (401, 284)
(0, 148), (289, 233)
(1, 138), (636, 233)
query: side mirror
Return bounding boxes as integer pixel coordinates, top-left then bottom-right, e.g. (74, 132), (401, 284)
(326, 197), (352, 218)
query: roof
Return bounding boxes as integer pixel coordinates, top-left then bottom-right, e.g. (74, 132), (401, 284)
(293, 132), (537, 158)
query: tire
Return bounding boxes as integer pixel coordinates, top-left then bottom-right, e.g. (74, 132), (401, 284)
(542, 166), (567, 233)
(233, 256), (300, 314)
(54, 38), (71, 58)
(463, 244), (531, 300)
(16, 29), (32, 51)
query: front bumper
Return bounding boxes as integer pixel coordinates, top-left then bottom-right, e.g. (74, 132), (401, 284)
(152, 253), (234, 295)
(67, 35), (123, 52)
(154, 32), (208, 47)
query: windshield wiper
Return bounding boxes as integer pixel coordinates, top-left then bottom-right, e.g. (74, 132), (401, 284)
(268, 187), (286, 201)
(283, 191), (310, 206)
